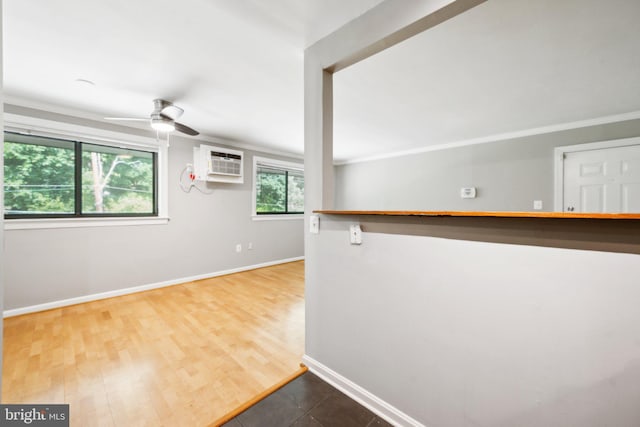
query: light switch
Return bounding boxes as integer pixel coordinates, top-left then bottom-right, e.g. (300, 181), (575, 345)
(349, 224), (362, 245)
(309, 215), (320, 234)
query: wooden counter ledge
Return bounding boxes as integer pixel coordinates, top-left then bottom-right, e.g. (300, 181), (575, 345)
(313, 210), (640, 220)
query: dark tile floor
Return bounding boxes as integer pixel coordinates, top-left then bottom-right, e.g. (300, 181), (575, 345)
(222, 372), (394, 427)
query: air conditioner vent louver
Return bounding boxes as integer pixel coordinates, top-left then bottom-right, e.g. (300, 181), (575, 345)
(210, 152), (242, 176)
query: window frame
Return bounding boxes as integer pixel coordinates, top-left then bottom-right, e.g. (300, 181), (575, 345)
(252, 156), (304, 220)
(3, 113), (169, 229)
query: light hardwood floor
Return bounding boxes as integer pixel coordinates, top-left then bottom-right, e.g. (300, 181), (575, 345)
(2, 261), (305, 427)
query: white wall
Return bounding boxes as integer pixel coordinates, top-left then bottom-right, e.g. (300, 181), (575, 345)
(307, 215), (640, 426)
(3, 105), (304, 312)
(335, 118), (640, 212)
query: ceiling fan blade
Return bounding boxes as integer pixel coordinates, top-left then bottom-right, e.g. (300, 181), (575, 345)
(104, 117), (148, 121)
(160, 104), (184, 120)
(174, 122), (199, 136)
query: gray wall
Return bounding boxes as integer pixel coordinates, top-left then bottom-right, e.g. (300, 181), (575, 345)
(3, 105), (304, 311)
(307, 215), (640, 426)
(335, 118), (640, 211)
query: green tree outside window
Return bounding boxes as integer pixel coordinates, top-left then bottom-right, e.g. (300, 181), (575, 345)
(256, 164), (304, 214)
(4, 133), (156, 217)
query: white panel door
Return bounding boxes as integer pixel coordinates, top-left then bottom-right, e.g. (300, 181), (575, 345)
(563, 144), (640, 213)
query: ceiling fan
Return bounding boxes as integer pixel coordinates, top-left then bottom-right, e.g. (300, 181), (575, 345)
(105, 99), (199, 136)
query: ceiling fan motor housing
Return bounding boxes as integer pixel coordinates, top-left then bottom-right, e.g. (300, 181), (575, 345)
(153, 99), (184, 120)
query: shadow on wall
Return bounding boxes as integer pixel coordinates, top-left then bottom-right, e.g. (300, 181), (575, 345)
(354, 215), (640, 255)
(498, 359), (640, 427)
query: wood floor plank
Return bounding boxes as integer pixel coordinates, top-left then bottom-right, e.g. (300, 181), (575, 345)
(2, 261), (305, 426)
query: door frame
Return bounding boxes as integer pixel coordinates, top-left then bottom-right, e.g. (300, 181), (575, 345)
(554, 136), (640, 212)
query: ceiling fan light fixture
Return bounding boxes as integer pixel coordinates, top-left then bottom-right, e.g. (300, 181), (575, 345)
(150, 117), (175, 133)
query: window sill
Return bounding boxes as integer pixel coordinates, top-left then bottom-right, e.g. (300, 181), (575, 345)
(4, 216), (170, 230)
(252, 214), (304, 221)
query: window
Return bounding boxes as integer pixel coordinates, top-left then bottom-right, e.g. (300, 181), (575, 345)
(253, 156), (304, 217)
(4, 132), (157, 218)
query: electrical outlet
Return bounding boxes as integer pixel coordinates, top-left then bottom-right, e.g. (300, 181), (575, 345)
(533, 200), (543, 210)
(248, 242), (253, 250)
(235, 244), (242, 253)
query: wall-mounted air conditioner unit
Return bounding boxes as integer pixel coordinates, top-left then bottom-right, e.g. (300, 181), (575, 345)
(193, 144), (244, 184)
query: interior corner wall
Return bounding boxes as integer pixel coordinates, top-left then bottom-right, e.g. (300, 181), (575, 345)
(2, 105), (304, 312)
(334, 118), (640, 211)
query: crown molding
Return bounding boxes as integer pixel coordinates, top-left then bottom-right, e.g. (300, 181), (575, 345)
(335, 110), (640, 166)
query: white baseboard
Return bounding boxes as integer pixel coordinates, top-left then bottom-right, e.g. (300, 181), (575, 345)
(302, 355), (426, 427)
(3, 256), (304, 318)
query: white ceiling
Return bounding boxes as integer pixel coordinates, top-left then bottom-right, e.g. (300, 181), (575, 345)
(334, 0), (640, 162)
(4, 0), (640, 162)
(3, 0), (383, 154)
